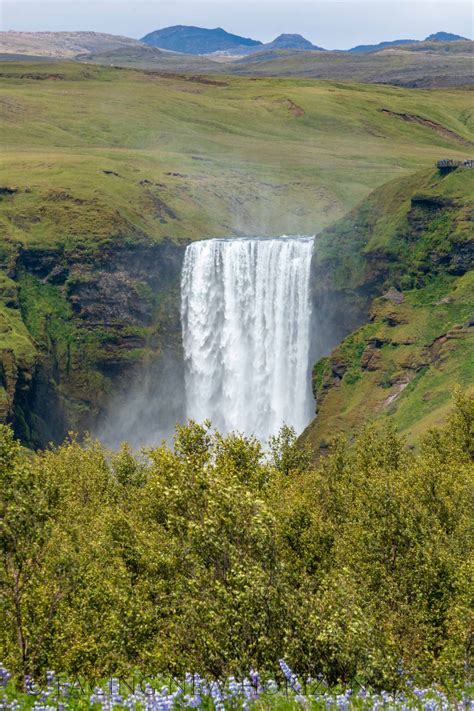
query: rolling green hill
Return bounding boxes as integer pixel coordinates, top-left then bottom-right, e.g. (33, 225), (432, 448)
(229, 46), (473, 88)
(0, 60), (472, 445)
(1, 61), (472, 247)
(75, 40), (474, 88)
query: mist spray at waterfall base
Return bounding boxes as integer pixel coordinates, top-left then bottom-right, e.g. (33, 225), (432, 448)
(181, 236), (315, 441)
(95, 350), (185, 450)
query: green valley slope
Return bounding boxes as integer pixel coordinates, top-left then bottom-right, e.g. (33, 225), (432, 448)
(304, 166), (474, 450)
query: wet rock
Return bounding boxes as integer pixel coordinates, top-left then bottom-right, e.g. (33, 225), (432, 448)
(330, 352), (348, 378)
(0, 186), (18, 196)
(360, 347), (382, 371)
(382, 287), (404, 304)
(367, 336), (387, 348)
(447, 243), (474, 275)
(411, 195), (453, 209)
(383, 314), (407, 327)
(46, 264), (69, 285)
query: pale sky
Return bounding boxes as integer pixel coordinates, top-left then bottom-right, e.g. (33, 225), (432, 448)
(1, 0), (472, 50)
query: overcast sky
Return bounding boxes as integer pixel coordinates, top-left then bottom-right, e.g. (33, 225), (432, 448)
(1, 0), (472, 49)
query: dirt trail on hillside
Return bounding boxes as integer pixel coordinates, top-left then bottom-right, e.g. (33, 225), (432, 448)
(379, 108), (472, 146)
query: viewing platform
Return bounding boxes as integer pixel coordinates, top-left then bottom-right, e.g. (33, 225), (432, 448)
(436, 158), (474, 174)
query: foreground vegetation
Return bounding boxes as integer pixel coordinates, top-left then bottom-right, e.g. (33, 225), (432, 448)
(1, 393), (472, 694)
(1, 663), (473, 709)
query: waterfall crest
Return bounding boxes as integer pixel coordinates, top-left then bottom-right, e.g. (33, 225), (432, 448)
(181, 236), (315, 440)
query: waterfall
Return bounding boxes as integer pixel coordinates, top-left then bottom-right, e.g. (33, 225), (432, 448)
(181, 236), (315, 440)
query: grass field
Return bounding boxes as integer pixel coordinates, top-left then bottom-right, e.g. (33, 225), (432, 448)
(0, 61), (473, 250)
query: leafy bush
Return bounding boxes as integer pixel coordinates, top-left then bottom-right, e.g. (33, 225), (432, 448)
(0, 395), (472, 690)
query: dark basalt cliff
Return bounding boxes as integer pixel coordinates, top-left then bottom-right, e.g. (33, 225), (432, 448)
(1, 238), (186, 447)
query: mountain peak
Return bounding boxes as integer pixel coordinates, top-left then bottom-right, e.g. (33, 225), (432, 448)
(265, 33), (325, 51)
(141, 25), (262, 54)
(274, 33), (306, 41)
(425, 31), (468, 41)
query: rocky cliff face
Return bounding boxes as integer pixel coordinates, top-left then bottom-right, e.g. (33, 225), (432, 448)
(0, 238), (186, 447)
(1, 166), (472, 450)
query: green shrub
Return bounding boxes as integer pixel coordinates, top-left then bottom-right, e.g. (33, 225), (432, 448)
(0, 395), (472, 689)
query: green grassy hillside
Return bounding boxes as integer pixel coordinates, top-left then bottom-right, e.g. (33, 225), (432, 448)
(304, 167), (474, 449)
(0, 61), (472, 444)
(1, 61), (472, 248)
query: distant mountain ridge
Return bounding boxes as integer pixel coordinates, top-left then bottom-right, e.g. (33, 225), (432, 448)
(0, 27), (470, 63)
(141, 26), (326, 55)
(348, 39), (417, 53)
(349, 31), (468, 53)
(141, 26), (470, 55)
(426, 31), (468, 41)
(0, 30), (143, 58)
(210, 34), (326, 57)
(141, 25), (262, 54)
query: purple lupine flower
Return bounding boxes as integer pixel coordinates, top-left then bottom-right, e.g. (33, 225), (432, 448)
(249, 669), (263, 698)
(0, 665), (11, 688)
(279, 659), (302, 693)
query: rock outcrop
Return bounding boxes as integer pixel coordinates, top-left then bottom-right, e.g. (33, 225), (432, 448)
(0, 237), (186, 447)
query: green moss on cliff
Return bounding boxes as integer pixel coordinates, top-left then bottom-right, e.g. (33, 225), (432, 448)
(313, 167), (473, 295)
(305, 211), (473, 451)
(0, 270), (37, 422)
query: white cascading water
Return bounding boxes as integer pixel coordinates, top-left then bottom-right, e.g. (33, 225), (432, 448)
(180, 236), (315, 440)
